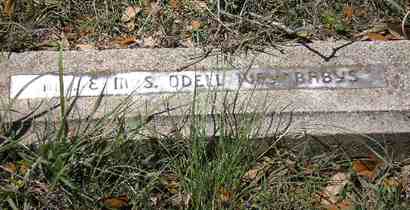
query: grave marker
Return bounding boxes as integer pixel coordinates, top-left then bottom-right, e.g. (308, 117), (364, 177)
(1, 41), (410, 136)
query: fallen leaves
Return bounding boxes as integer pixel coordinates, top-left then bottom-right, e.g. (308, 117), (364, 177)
(242, 157), (273, 183)
(191, 0), (207, 13)
(0, 162), (17, 174)
(367, 32), (386, 41)
(217, 186), (233, 208)
(75, 44), (94, 50)
(114, 36), (138, 48)
(170, 192), (192, 208)
(179, 38), (194, 48)
(315, 172), (354, 210)
(142, 36), (157, 48)
(343, 5), (353, 23)
(352, 155), (383, 180)
(18, 161), (30, 175)
(355, 22), (410, 41)
(400, 165), (410, 199)
(111, 35), (160, 48)
(320, 172), (350, 205)
(33, 30), (70, 50)
(3, 0), (15, 17)
(160, 174), (180, 194)
(327, 199), (354, 210)
(121, 5), (141, 23)
(383, 177), (400, 189)
(29, 181), (49, 194)
(169, 0), (180, 11)
(1, 161), (30, 175)
(191, 20), (202, 30)
(121, 5), (142, 31)
(313, 154), (391, 209)
(99, 195), (130, 209)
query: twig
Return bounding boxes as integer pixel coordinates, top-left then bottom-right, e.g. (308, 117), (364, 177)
(206, 7), (240, 35)
(248, 12), (296, 35)
(298, 40), (356, 62)
(402, 10), (410, 39)
(220, 10), (296, 35)
(176, 49), (213, 71)
(143, 104), (189, 125)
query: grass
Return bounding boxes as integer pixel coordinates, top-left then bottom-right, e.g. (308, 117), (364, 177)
(1, 0), (410, 209)
(1, 107), (407, 209)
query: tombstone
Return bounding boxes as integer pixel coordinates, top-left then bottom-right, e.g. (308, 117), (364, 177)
(1, 41), (410, 138)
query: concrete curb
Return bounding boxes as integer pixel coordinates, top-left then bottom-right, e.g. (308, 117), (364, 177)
(1, 41), (410, 136)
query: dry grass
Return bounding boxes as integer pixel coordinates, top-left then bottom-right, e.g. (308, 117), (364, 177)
(0, 0), (408, 52)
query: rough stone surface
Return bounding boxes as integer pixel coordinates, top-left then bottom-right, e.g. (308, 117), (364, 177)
(1, 41), (410, 136)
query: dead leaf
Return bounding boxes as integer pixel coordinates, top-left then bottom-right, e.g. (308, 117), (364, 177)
(179, 38), (194, 48)
(354, 7), (368, 17)
(150, 194), (160, 206)
(352, 155), (383, 180)
(121, 5), (141, 31)
(327, 199), (354, 210)
(30, 181), (49, 194)
(114, 36), (137, 48)
(3, 0), (15, 17)
(325, 172), (350, 196)
(354, 24), (387, 39)
(343, 5), (353, 23)
(142, 36), (157, 48)
(242, 157), (274, 182)
(0, 162), (17, 174)
(218, 187), (233, 205)
(171, 192), (192, 208)
(65, 32), (78, 41)
(304, 163), (320, 176)
(384, 34), (403, 40)
(62, 26), (73, 33)
(18, 161), (30, 175)
(126, 21), (136, 31)
(191, 20), (201, 30)
(77, 17), (96, 37)
(243, 168), (259, 180)
(99, 195), (129, 209)
(166, 180), (179, 193)
(76, 44), (94, 50)
(383, 177), (400, 188)
(160, 174), (179, 194)
(352, 159), (370, 171)
(367, 32), (386, 41)
(170, 0), (179, 11)
(192, 0), (207, 12)
(321, 172), (350, 205)
(401, 165), (410, 199)
(121, 5), (141, 23)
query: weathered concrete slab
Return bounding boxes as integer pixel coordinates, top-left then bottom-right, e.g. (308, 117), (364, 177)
(1, 41), (410, 136)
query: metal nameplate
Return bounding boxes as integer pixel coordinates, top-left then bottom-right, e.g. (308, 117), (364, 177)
(10, 65), (385, 99)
